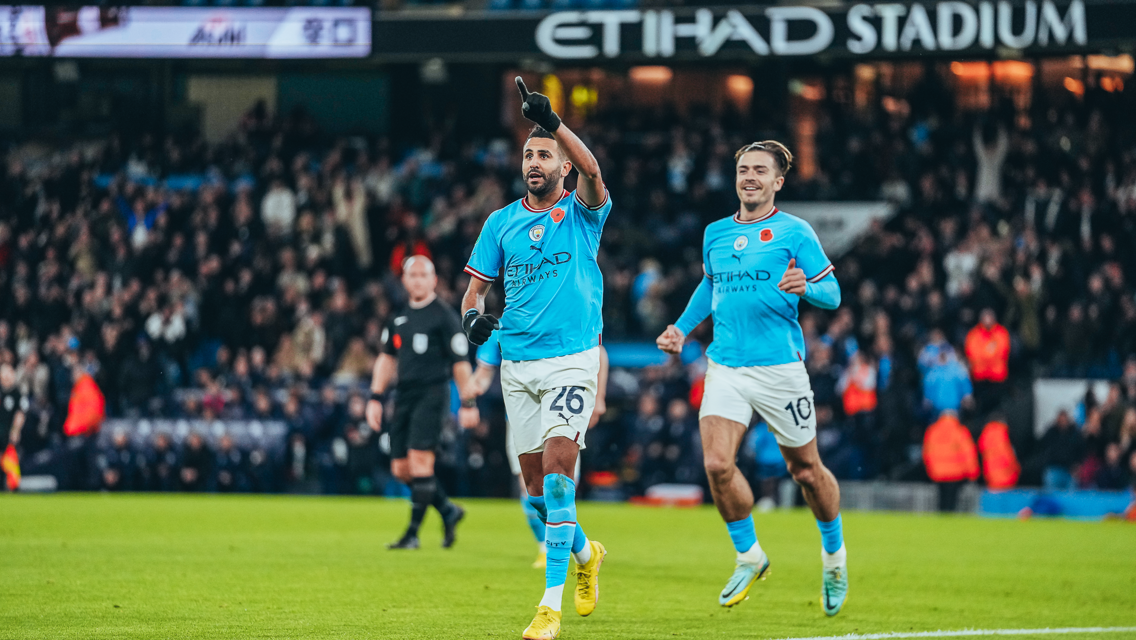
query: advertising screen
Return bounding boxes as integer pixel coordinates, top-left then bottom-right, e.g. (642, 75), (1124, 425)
(0, 6), (371, 58)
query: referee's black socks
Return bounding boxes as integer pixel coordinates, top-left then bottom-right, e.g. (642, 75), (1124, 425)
(431, 479), (457, 519)
(407, 476), (437, 536)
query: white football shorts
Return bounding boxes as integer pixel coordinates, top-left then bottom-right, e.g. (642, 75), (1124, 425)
(506, 419), (581, 481)
(500, 347), (599, 456)
(699, 358), (817, 449)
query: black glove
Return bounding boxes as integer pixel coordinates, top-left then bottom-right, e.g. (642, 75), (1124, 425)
(516, 76), (561, 133)
(463, 309), (500, 346)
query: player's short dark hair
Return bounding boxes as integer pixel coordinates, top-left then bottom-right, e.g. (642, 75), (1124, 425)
(734, 140), (793, 176)
(526, 125), (556, 142)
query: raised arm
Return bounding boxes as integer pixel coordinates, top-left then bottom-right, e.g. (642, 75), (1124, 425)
(551, 124), (603, 208)
(515, 77), (603, 207)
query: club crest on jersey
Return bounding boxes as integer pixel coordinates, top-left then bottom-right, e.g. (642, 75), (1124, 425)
(734, 236), (748, 251)
(529, 225), (545, 241)
(550, 208), (565, 223)
(760, 228), (774, 242)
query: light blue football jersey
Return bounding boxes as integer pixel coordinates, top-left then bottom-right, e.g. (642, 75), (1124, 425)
(465, 188), (611, 361)
(702, 207), (834, 367)
(476, 330), (503, 368)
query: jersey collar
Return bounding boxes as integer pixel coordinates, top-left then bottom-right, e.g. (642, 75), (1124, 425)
(733, 205), (778, 224)
(521, 190), (569, 212)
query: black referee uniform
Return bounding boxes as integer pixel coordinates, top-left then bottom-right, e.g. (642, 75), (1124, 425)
(381, 298), (468, 459)
(382, 297), (469, 548)
(0, 386), (28, 453)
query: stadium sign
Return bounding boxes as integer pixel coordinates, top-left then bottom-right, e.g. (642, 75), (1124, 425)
(371, 0), (1134, 61)
(0, 6), (371, 58)
(534, 1), (1087, 59)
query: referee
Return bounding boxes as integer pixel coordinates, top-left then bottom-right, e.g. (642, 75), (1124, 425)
(367, 256), (478, 549)
(0, 364), (28, 489)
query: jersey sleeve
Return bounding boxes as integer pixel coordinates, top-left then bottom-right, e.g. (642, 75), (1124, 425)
(441, 307), (469, 364)
(476, 331), (503, 368)
(570, 187), (612, 230)
(380, 318), (397, 356)
(701, 227), (714, 277)
(464, 213), (503, 283)
(795, 222), (834, 283)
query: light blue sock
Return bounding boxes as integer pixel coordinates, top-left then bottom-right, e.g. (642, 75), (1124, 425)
(522, 495), (546, 544)
(527, 494), (547, 520)
(571, 523), (588, 554)
(543, 474), (577, 589)
(725, 516), (757, 554)
(817, 514), (843, 554)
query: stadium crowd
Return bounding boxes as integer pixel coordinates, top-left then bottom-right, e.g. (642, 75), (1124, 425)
(2, 67), (1136, 498)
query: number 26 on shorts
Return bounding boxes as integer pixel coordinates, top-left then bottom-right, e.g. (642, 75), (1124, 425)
(550, 386), (586, 415)
(784, 396), (813, 429)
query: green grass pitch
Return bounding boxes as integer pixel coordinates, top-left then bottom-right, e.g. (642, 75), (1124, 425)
(1, 494), (1134, 639)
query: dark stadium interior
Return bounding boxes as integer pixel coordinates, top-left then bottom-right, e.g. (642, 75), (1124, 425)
(2, 45), (1135, 502)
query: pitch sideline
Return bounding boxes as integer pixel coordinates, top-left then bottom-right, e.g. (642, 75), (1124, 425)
(779, 627), (1136, 640)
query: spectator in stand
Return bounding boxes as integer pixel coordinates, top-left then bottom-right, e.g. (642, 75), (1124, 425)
(98, 429), (138, 491)
(1095, 443), (1130, 490)
(261, 178), (296, 239)
(1038, 411), (1084, 490)
(179, 432), (213, 492)
(922, 349), (974, 419)
(215, 434), (246, 493)
(143, 432), (178, 492)
(965, 308), (1011, 416)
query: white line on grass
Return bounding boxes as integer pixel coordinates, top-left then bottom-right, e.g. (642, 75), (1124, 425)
(779, 627), (1136, 640)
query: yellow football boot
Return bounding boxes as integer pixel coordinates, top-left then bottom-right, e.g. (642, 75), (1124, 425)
(522, 606), (561, 640)
(573, 540), (607, 617)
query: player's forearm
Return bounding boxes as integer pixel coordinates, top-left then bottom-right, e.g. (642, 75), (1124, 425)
(469, 365), (496, 397)
(675, 277), (713, 335)
(371, 354), (397, 394)
(461, 278), (491, 316)
(553, 124), (604, 205)
(803, 275), (841, 310)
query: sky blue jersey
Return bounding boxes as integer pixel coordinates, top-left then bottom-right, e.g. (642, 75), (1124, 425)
(476, 330), (502, 368)
(677, 207), (837, 367)
(465, 188), (611, 361)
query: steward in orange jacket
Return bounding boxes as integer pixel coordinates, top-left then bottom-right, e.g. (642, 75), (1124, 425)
(923, 411), (979, 483)
(965, 315), (1010, 383)
(63, 372), (106, 437)
(978, 419), (1020, 489)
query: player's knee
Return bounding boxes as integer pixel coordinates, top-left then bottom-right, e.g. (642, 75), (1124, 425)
(788, 461), (820, 490)
(703, 454), (735, 484)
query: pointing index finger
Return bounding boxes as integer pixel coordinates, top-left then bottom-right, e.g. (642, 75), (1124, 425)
(515, 76), (529, 99)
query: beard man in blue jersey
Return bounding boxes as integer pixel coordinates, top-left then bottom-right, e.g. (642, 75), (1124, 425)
(460, 77), (610, 640)
(657, 141), (848, 616)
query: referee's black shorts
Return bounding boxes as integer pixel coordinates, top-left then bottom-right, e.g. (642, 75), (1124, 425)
(388, 383), (448, 459)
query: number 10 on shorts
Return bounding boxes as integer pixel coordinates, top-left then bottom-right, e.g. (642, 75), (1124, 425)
(784, 396), (812, 429)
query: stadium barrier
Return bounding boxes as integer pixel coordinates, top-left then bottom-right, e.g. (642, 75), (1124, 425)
(820, 480), (981, 513)
(99, 418), (289, 453)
